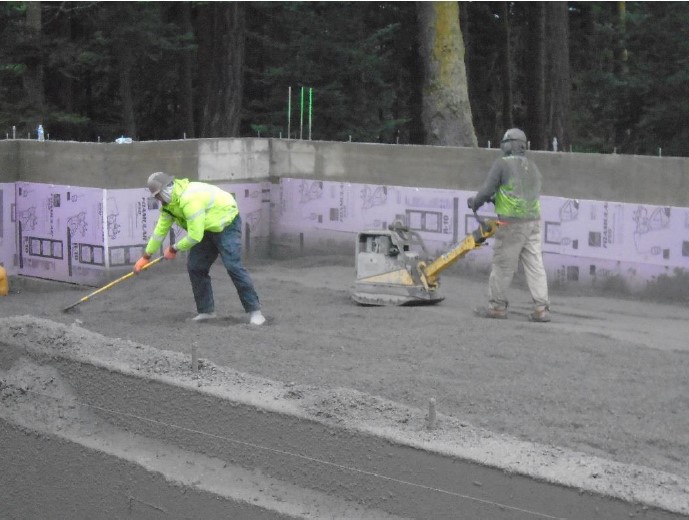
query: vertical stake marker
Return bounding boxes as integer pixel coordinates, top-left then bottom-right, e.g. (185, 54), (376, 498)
(300, 86), (304, 140)
(427, 398), (437, 430)
(287, 86), (292, 140)
(308, 87), (313, 141)
(191, 343), (198, 373)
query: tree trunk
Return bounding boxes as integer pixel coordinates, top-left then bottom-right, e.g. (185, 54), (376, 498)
(417, 1), (477, 147)
(178, 2), (195, 138)
(526, 2), (546, 150)
(458, 1), (478, 137)
(54, 3), (74, 115)
(499, 2), (514, 130)
(546, 2), (571, 151)
(118, 49), (137, 138)
(613, 1), (629, 150)
(613, 1), (628, 75)
(197, 2), (246, 137)
(23, 1), (45, 125)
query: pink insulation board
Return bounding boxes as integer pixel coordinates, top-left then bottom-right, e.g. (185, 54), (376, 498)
(0, 183), (17, 275)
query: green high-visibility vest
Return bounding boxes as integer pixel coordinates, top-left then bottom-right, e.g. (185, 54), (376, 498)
(494, 156), (541, 220)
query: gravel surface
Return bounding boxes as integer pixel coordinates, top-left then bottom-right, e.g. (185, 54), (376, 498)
(2, 254), (688, 485)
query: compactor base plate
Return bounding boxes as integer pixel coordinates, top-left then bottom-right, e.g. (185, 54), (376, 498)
(351, 283), (444, 306)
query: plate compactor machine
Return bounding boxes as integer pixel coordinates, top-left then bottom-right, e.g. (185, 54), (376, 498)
(352, 214), (499, 306)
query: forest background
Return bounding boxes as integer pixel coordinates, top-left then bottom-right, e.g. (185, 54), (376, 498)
(1, 1), (687, 157)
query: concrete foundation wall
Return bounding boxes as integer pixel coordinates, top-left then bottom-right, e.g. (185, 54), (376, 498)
(269, 140), (689, 207)
(1, 140), (199, 188)
(2, 138), (688, 207)
(2, 138), (688, 293)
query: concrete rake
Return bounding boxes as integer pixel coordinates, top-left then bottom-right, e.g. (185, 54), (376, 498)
(62, 256), (164, 313)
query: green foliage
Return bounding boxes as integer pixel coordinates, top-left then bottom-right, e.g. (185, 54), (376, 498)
(0, 1), (688, 155)
(1, 63), (25, 75)
(243, 2), (418, 142)
(462, 2), (504, 144)
(569, 2), (689, 156)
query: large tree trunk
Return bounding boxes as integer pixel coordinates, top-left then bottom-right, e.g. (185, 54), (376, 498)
(23, 1), (45, 126)
(417, 1), (477, 147)
(458, 2), (477, 134)
(546, 2), (571, 151)
(197, 2), (246, 137)
(526, 2), (546, 150)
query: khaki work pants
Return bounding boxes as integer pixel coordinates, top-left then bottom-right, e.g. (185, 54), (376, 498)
(488, 220), (549, 312)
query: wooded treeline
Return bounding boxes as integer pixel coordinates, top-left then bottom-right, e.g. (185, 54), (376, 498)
(1, 2), (687, 156)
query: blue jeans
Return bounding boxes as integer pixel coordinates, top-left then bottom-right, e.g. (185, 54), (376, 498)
(187, 216), (261, 314)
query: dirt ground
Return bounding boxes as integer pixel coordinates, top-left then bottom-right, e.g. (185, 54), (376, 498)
(2, 254), (688, 488)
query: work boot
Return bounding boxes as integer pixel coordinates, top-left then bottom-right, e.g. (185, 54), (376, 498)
(192, 312), (216, 322)
(529, 307), (551, 323)
(249, 310), (266, 326)
(473, 306), (507, 320)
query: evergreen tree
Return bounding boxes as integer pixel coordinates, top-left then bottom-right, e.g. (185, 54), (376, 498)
(243, 2), (418, 143)
(0, 1), (687, 156)
(417, 1), (476, 146)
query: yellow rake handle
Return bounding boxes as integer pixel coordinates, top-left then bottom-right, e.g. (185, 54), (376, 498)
(62, 256), (164, 312)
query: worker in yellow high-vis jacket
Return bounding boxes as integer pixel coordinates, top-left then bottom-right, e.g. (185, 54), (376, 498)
(134, 172), (266, 325)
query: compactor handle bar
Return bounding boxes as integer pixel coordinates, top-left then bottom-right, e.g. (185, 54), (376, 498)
(418, 211), (499, 287)
(472, 211), (498, 245)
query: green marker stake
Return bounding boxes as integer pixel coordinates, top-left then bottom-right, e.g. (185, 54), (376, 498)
(309, 87), (313, 140)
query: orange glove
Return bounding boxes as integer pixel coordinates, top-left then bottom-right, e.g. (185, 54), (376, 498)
(164, 246), (177, 260)
(134, 255), (151, 273)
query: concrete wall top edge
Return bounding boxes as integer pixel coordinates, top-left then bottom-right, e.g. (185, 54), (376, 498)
(268, 139), (689, 206)
(2, 138), (687, 207)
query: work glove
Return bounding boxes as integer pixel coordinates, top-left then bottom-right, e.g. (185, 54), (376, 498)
(467, 197), (480, 212)
(133, 254), (151, 274)
(164, 246), (177, 260)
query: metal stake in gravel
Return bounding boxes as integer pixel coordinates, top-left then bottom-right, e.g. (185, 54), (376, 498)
(427, 397), (437, 430)
(191, 343), (199, 373)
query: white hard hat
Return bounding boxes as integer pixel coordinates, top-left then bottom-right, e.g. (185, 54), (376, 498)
(147, 172), (174, 196)
(500, 128), (527, 155)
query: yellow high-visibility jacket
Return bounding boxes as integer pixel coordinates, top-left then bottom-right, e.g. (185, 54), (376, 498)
(145, 178), (239, 255)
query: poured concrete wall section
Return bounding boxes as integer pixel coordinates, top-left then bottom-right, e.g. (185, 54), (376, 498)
(266, 140), (495, 189)
(0, 140), (20, 181)
(2, 138), (689, 291)
(1, 139), (199, 188)
(199, 138), (271, 182)
(2, 138), (689, 207)
(268, 139), (689, 207)
(520, 151), (689, 207)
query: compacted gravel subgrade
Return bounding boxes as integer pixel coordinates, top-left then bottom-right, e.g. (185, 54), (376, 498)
(1, 256), (688, 518)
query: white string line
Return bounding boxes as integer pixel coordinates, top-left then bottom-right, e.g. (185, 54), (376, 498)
(10, 386), (567, 520)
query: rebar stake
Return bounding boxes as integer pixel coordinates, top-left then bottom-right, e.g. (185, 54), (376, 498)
(191, 343), (198, 373)
(426, 397), (437, 430)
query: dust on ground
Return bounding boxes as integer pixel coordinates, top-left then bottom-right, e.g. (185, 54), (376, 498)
(2, 254), (688, 483)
